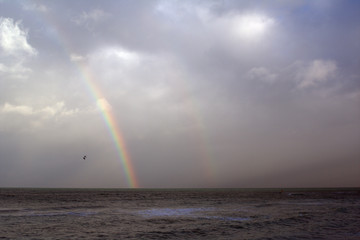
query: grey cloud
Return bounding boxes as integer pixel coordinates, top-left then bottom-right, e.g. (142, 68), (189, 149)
(0, 0), (359, 188)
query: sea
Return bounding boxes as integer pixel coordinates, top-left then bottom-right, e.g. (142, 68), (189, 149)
(0, 188), (359, 239)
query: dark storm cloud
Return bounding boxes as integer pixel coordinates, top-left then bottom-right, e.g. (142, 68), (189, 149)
(0, 0), (359, 187)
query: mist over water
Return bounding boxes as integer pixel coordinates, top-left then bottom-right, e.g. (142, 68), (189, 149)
(1, 188), (359, 239)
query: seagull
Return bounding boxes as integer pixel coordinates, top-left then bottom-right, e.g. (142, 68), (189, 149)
(83, 155), (87, 160)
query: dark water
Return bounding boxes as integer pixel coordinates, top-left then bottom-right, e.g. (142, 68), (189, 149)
(1, 188), (359, 239)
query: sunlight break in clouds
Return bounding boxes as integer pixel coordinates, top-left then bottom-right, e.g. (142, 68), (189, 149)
(231, 13), (275, 40)
(99, 47), (140, 65)
(96, 98), (112, 111)
(199, 9), (275, 42)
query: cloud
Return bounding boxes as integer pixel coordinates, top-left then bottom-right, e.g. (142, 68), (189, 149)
(198, 9), (276, 42)
(72, 9), (110, 27)
(96, 98), (112, 111)
(0, 62), (31, 79)
(347, 89), (360, 101)
(22, 2), (48, 12)
(296, 60), (337, 88)
(1, 102), (78, 118)
(40, 102), (78, 117)
(0, 17), (37, 57)
(88, 46), (143, 90)
(0, 17), (36, 80)
(0, 101), (81, 135)
(94, 47), (140, 64)
(70, 53), (86, 62)
(227, 13), (275, 40)
(87, 45), (187, 104)
(247, 60), (338, 89)
(2, 102), (33, 115)
(155, 0), (197, 21)
(85, 44), (209, 140)
(247, 67), (278, 83)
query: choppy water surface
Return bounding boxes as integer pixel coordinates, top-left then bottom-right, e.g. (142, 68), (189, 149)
(0, 188), (359, 239)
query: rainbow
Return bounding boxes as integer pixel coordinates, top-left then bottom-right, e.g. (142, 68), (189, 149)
(32, 6), (219, 187)
(78, 63), (139, 188)
(170, 78), (217, 185)
(39, 11), (139, 188)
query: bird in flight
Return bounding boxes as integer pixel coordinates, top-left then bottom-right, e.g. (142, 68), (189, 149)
(83, 155), (87, 160)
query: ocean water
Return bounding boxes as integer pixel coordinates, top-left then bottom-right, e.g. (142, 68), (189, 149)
(0, 188), (359, 239)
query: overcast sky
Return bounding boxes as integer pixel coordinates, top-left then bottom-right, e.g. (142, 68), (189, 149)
(0, 0), (359, 188)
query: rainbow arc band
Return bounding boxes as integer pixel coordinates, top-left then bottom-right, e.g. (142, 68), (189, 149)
(79, 63), (139, 188)
(39, 10), (139, 188)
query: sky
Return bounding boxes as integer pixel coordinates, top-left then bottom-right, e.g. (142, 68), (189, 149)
(0, 0), (359, 188)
